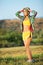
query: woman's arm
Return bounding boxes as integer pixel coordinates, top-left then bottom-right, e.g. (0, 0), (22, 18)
(31, 10), (37, 17)
(15, 10), (24, 20)
(29, 10), (37, 31)
(30, 10), (37, 24)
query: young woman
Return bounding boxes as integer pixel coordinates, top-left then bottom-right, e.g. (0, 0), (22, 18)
(16, 7), (37, 62)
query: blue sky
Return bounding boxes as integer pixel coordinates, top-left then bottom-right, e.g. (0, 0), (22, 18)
(0, 0), (43, 20)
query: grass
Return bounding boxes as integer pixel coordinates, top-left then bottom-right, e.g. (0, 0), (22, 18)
(0, 45), (43, 65)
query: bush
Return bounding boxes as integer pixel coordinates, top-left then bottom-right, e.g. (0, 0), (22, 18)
(31, 38), (43, 45)
(0, 31), (24, 47)
(0, 29), (43, 48)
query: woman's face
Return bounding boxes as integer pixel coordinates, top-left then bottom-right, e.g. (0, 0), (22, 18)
(23, 10), (30, 16)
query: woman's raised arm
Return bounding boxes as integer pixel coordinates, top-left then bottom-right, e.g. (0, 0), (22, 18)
(15, 10), (24, 20)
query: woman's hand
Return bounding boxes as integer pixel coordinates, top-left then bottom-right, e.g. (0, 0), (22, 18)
(20, 9), (24, 12)
(28, 9), (32, 12)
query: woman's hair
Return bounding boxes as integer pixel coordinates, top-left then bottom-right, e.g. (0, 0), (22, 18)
(23, 7), (30, 12)
(23, 7), (30, 15)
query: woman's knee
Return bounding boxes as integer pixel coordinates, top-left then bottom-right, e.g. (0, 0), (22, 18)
(24, 42), (30, 48)
(24, 38), (31, 48)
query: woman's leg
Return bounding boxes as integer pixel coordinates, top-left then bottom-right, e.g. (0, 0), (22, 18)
(24, 37), (32, 60)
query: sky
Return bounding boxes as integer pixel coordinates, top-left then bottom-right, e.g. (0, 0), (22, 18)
(0, 0), (43, 20)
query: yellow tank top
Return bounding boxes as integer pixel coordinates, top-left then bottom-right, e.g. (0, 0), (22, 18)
(23, 18), (31, 26)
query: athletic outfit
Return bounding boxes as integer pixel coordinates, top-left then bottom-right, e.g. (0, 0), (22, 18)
(16, 9), (37, 41)
(22, 18), (32, 41)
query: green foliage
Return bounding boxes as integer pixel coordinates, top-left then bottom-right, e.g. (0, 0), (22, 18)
(0, 29), (23, 47)
(0, 28), (43, 48)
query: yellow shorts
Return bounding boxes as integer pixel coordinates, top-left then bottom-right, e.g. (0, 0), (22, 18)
(22, 31), (32, 41)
